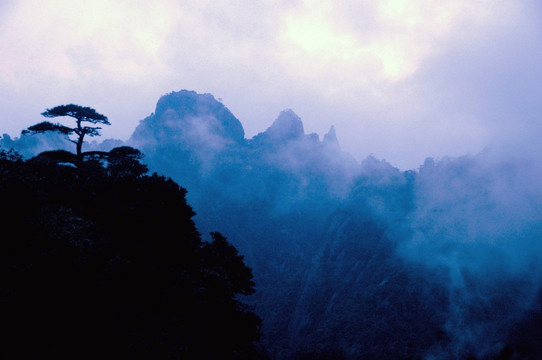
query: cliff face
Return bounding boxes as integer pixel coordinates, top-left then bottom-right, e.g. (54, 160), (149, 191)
(124, 90), (443, 359)
(122, 90), (452, 359)
(125, 90), (372, 358)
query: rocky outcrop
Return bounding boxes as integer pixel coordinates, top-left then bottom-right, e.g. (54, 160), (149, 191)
(130, 90), (245, 148)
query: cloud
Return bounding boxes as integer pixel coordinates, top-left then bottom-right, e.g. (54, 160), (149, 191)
(277, 0), (519, 85)
(0, 0), (540, 169)
(0, 0), (179, 94)
(407, 3), (542, 162)
(396, 151), (542, 357)
(0, 0), (181, 139)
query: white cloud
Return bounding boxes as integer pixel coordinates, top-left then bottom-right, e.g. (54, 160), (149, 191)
(0, 0), (174, 88)
(0, 0), (540, 169)
(277, 0), (521, 86)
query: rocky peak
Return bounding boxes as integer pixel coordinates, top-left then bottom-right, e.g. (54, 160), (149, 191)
(130, 90), (245, 145)
(264, 109), (304, 141)
(323, 125), (338, 145)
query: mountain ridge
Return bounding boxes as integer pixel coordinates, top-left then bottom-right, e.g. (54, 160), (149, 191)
(2, 89), (542, 359)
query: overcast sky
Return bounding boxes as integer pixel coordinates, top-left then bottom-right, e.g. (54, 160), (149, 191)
(1, 0), (541, 169)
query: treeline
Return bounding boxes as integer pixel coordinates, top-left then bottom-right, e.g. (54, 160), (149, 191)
(0, 144), (265, 358)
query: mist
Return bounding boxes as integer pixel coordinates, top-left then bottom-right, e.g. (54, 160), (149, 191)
(2, 89), (542, 359)
(402, 152), (542, 358)
(3, 1), (542, 170)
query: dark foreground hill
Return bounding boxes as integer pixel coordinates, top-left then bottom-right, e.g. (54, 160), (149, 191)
(0, 148), (265, 359)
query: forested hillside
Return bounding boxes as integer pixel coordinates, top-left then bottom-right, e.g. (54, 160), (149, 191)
(0, 147), (264, 359)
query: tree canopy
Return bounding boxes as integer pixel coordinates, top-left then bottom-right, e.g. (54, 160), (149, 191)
(0, 148), (265, 359)
(23, 104), (110, 159)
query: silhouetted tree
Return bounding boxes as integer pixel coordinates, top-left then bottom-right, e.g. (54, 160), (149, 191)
(22, 104), (110, 159)
(0, 148), (22, 162)
(105, 146), (148, 177)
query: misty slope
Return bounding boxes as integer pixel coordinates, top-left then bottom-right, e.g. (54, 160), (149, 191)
(127, 91), (365, 357)
(3, 90), (542, 359)
(128, 91), (542, 359)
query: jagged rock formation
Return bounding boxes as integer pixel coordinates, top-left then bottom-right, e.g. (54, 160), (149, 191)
(323, 125), (338, 144)
(253, 109), (304, 143)
(124, 90), (447, 359)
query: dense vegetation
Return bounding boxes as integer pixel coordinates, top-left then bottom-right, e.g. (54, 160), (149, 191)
(0, 147), (264, 359)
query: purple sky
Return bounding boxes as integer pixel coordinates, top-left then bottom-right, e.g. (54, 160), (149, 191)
(1, 0), (541, 169)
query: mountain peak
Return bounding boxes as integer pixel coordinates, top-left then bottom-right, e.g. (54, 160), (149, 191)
(264, 109), (304, 141)
(323, 125), (338, 145)
(130, 90), (245, 145)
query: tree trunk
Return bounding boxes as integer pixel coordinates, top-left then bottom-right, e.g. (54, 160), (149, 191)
(76, 135), (84, 159)
(76, 117), (84, 160)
